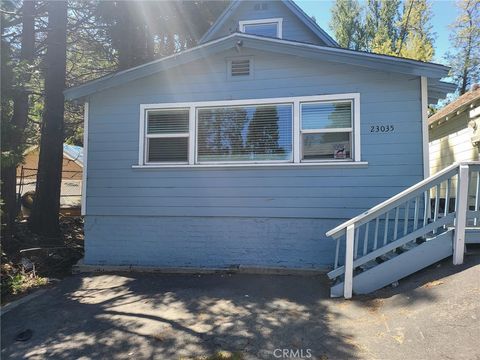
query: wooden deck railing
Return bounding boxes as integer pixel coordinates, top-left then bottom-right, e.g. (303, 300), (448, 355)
(326, 162), (480, 299)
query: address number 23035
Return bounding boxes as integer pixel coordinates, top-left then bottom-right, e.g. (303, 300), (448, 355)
(370, 125), (394, 133)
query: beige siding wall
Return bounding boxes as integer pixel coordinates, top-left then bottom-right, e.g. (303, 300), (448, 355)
(429, 110), (479, 200)
(429, 115), (477, 174)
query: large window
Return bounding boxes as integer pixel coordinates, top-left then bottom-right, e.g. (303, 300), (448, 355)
(197, 104), (293, 163)
(301, 101), (353, 161)
(239, 18), (283, 38)
(139, 94), (360, 167)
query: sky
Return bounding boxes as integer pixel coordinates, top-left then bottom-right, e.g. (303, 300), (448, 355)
(296, 0), (459, 65)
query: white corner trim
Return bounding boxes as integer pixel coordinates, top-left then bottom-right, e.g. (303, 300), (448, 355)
(239, 18), (283, 39)
(421, 76), (429, 179)
(81, 102), (89, 216)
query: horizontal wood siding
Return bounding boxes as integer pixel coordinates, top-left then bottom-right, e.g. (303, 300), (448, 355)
(429, 114), (478, 198)
(211, 1), (324, 45)
(429, 114), (477, 174)
(84, 47), (423, 267)
(86, 48), (423, 220)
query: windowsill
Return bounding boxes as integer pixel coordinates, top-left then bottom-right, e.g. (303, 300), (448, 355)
(132, 161), (368, 170)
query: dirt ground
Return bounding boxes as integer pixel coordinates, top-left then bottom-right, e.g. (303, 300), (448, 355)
(1, 253), (479, 360)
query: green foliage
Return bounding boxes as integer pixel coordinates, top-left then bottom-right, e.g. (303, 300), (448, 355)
(330, 0), (435, 61)
(445, 0), (480, 94)
(94, 1), (229, 69)
(330, 0), (366, 50)
(396, 0), (435, 61)
(2, 272), (48, 297)
(366, 0), (401, 55)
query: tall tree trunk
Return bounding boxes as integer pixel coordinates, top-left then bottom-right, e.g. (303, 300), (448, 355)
(1, 0), (35, 252)
(29, 0), (67, 238)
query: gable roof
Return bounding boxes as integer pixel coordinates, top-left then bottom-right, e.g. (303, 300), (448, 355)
(199, 0), (338, 47)
(428, 86), (480, 125)
(64, 33), (455, 102)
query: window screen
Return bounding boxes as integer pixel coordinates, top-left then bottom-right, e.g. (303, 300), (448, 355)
(145, 109), (189, 163)
(242, 21), (279, 37)
(301, 101), (353, 160)
(197, 104), (293, 163)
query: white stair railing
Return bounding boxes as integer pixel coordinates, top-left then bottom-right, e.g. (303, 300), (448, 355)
(326, 162), (480, 299)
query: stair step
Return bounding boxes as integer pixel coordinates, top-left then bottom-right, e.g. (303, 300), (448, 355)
(396, 241), (419, 254)
(330, 229), (454, 297)
(377, 251), (397, 263)
(357, 259), (378, 273)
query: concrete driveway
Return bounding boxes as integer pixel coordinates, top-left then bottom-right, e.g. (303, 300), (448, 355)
(2, 254), (479, 360)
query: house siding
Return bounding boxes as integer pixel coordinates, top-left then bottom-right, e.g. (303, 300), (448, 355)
(203, 0), (325, 45)
(84, 47), (423, 268)
(429, 109), (479, 199)
(429, 113), (478, 174)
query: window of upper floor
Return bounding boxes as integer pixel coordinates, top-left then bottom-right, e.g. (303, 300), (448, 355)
(239, 18), (283, 39)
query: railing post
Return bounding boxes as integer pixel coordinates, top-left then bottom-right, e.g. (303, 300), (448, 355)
(454, 164), (469, 265)
(344, 224), (355, 299)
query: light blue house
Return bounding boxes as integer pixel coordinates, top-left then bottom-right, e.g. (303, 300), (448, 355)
(66, 0), (480, 297)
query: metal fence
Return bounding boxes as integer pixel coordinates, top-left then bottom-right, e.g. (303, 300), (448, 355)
(17, 166), (83, 214)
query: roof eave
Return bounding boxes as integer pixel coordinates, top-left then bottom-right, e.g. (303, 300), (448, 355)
(64, 33), (452, 101)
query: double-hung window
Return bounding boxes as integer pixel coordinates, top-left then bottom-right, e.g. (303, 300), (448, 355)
(300, 101), (353, 161)
(138, 94), (360, 167)
(144, 109), (190, 164)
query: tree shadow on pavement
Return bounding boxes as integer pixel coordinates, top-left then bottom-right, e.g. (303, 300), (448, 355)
(1, 272), (361, 359)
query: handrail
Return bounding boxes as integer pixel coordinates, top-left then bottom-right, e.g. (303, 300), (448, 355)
(327, 212), (455, 279)
(326, 161), (480, 299)
(326, 162), (461, 239)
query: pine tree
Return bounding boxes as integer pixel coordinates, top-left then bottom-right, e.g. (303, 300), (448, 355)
(29, 0), (68, 237)
(446, 0), (480, 94)
(1, 0), (36, 248)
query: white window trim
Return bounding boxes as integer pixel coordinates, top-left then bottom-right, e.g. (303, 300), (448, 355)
(239, 18), (283, 39)
(137, 93), (362, 168)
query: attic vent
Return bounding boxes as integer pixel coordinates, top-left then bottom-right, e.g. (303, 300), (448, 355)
(230, 58), (251, 77)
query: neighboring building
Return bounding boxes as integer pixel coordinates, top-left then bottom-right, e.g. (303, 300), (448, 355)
(64, 0), (455, 271)
(429, 85), (480, 174)
(17, 144), (84, 214)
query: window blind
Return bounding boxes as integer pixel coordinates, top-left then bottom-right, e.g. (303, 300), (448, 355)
(146, 109), (189, 163)
(197, 104), (293, 162)
(300, 101), (353, 161)
(301, 102), (352, 130)
(147, 110), (189, 134)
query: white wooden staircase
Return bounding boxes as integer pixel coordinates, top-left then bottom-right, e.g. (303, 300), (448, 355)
(326, 162), (480, 298)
